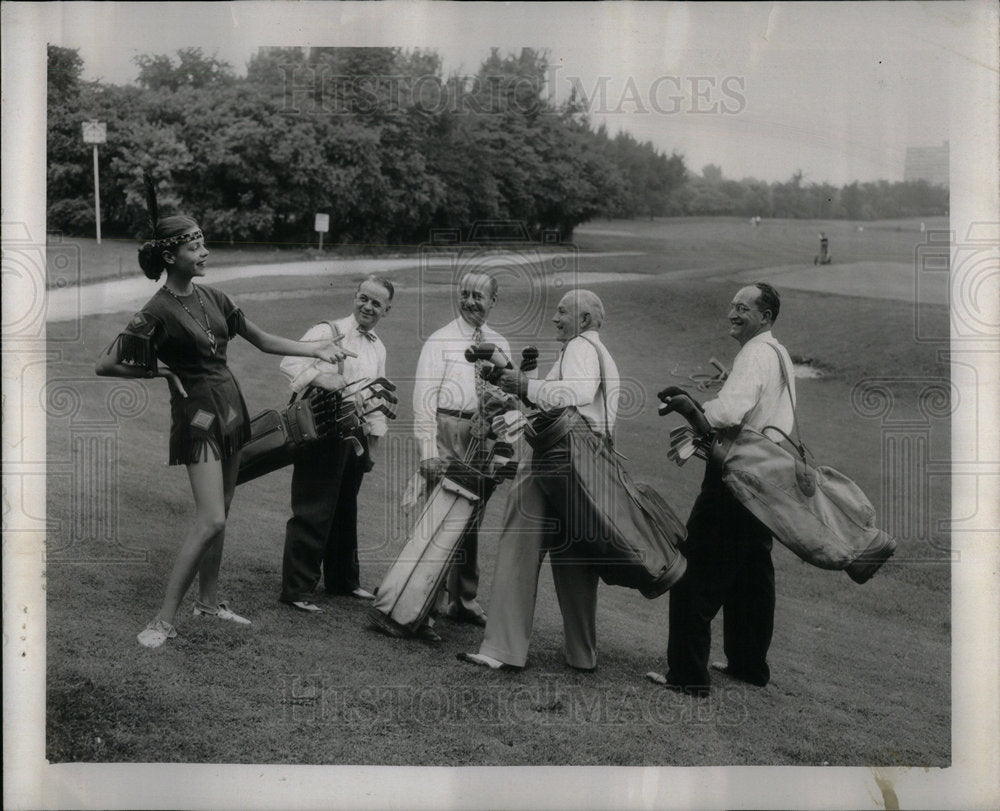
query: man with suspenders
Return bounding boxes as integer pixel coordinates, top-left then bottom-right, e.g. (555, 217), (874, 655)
(278, 276), (394, 613)
(460, 289), (621, 671)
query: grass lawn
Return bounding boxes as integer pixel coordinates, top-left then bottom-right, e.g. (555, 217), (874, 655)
(45, 218), (951, 766)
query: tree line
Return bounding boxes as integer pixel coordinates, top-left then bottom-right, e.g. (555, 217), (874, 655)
(47, 45), (947, 247)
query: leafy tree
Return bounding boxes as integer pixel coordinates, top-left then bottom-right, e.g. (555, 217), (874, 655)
(135, 47), (234, 91)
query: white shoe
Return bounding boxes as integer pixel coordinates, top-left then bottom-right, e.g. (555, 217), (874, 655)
(458, 652), (505, 670)
(138, 619), (177, 649)
(193, 601), (251, 626)
(350, 587), (376, 600)
(287, 600), (324, 614)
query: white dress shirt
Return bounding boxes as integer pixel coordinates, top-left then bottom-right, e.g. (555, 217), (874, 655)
(280, 314), (388, 437)
(412, 317), (511, 460)
(703, 329), (795, 439)
(527, 330), (620, 436)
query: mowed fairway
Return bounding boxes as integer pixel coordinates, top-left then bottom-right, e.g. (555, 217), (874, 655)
(45, 218), (950, 766)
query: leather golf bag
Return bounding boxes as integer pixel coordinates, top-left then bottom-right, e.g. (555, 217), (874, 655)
(527, 409), (688, 599)
(371, 460), (485, 632)
(236, 388), (358, 486)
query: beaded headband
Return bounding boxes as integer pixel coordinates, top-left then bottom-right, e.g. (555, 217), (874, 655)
(152, 230), (203, 249)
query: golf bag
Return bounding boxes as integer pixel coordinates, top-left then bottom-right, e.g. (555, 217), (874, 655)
(236, 390), (349, 485)
(527, 408), (688, 599)
(710, 345), (896, 583)
(371, 461), (485, 632)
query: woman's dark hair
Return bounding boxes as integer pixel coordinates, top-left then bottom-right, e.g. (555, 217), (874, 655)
(138, 174), (202, 281)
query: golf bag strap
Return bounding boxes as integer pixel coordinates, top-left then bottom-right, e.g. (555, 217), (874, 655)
(765, 342), (810, 462)
(710, 342), (807, 472)
(573, 334), (621, 455)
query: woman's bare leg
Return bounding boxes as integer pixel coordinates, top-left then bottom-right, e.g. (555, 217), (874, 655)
(149, 458), (227, 626)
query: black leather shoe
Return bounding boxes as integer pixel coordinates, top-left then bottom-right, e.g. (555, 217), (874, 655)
(711, 660), (768, 686)
(367, 607), (406, 638)
(414, 623), (442, 643)
(455, 610), (487, 627)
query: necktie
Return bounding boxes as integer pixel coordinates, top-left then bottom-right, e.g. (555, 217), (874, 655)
(470, 326), (488, 441)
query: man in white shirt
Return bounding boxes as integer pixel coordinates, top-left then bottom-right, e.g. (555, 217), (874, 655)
(660, 282), (793, 695)
(410, 271), (511, 627)
(460, 289), (621, 672)
(278, 276), (393, 613)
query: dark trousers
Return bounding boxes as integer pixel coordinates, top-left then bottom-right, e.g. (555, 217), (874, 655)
(666, 468), (775, 688)
(280, 437), (366, 603)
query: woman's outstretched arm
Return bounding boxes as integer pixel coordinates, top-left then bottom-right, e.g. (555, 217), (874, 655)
(240, 317), (356, 363)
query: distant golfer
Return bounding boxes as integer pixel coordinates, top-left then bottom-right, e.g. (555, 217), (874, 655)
(278, 275), (394, 614)
(815, 232), (832, 265)
(653, 282), (794, 694)
(96, 180), (351, 649)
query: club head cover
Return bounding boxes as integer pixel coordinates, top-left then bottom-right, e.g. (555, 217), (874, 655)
(657, 385), (689, 403)
(520, 346), (539, 374)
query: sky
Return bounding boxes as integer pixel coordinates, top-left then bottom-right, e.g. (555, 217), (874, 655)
(43, 1), (962, 187)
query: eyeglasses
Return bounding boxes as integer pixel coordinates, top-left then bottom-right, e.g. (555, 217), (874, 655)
(729, 303), (755, 315)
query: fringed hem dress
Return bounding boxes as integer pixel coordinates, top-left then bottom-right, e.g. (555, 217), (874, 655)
(107, 283), (252, 465)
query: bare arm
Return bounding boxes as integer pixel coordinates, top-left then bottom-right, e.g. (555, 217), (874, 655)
(241, 317), (356, 363)
(95, 351), (188, 397)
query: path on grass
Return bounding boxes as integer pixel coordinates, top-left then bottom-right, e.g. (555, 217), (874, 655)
(45, 250), (947, 323)
(44, 251), (646, 321)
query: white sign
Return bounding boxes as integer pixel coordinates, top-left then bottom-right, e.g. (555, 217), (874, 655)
(81, 121), (107, 144)
(314, 213), (330, 233)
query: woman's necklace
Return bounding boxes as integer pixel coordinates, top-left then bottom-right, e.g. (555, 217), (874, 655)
(161, 284), (217, 354)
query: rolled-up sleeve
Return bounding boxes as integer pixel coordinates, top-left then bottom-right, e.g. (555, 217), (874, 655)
(280, 322), (330, 393)
(526, 339), (600, 410)
(703, 346), (765, 428)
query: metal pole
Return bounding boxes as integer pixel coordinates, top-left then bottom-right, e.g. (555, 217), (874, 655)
(92, 144), (102, 245)
(318, 231), (324, 250)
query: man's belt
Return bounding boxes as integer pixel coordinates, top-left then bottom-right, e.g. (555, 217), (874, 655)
(437, 407), (476, 420)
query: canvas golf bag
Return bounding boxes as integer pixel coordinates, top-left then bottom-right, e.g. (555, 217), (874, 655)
(710, 345), (896, 583)
(371, 460), (488, 632)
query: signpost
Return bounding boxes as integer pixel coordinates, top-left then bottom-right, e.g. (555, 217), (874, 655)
(315, 213), (330, 250)
(81, 121), (107, 245)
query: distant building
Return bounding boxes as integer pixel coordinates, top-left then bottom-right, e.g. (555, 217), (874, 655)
(903, 142), (949, 187)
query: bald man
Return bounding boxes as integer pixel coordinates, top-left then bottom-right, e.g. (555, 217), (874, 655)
(460, 289), (621, 672)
